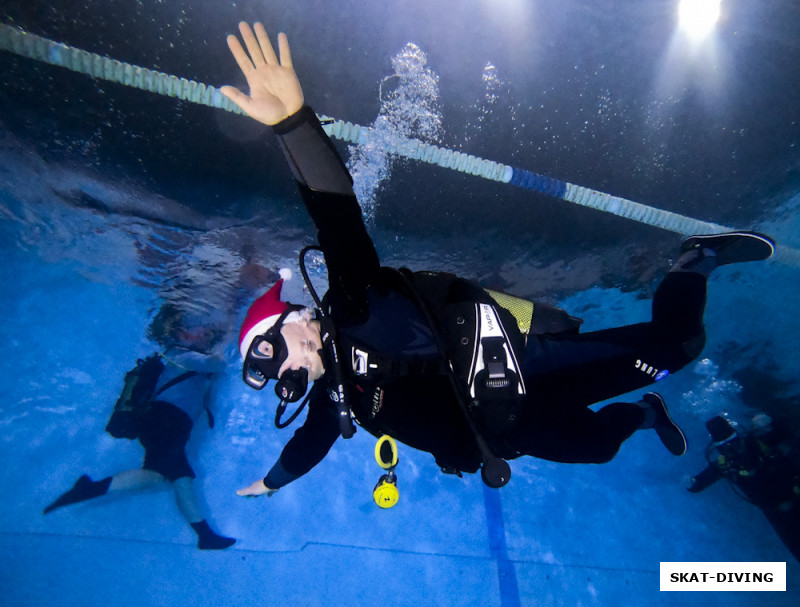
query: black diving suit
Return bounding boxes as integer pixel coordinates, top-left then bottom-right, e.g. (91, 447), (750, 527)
(261, 106), (708, 488)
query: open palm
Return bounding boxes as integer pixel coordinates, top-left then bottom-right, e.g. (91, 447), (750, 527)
(221, 22), (304, 126)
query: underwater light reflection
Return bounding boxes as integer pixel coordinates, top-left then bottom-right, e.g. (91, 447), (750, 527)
(650, 0), (728, 107)
(479, 0), (534, 35)
(678, 0), (721, 42)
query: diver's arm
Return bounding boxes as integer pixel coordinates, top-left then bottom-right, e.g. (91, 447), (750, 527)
(223, 21), (379, 318)
(236, 391), (340, 497)
(221, 22), (353, 195)
(271, 106), (381, 316)
(687, 465), (722, 493)
(273, 106), (355, 195)
(272, 107), (381, 322)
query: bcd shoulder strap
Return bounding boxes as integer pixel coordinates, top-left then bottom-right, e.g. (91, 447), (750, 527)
(155, 369), (215, 428)
(155, 370), (198, 396)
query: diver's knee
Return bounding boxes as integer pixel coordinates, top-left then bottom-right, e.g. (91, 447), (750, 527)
(171, 476), (194, 492)
(581, 442), (620, 464)
(681, 331), (706, 360)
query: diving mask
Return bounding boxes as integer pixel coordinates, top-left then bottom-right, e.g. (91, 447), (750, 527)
(242, 307), (310, 404)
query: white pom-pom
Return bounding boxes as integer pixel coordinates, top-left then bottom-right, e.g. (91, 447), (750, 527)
(279, 267), (293, 281)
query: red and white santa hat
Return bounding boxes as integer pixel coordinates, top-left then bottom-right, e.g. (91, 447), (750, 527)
(238, 268), (292, 360)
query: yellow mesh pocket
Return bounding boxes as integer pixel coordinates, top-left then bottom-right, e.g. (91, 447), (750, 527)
(485, 289), (534, 335)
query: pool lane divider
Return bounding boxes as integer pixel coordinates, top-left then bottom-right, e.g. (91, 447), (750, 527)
(2, 23), (797, 267)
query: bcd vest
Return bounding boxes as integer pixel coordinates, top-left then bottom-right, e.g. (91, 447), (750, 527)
(339, 269), (581, 438)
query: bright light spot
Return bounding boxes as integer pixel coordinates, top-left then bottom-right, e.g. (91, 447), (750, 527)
(678, 0), (721, 40)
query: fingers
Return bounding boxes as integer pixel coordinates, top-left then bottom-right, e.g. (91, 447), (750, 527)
(236, 483), (261, 497)
(233, 22), (286, 69)
(239, 21), (268, 68)
(236, 480), (278, 498)
(223, 22), (301, 125)
(253, 22), (279, 65)
(226, 34), (254, 75)
(220, 85), (252, 112)
(277, 32), (292, 68)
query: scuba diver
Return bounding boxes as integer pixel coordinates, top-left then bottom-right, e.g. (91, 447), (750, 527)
(43, 304), (236, 551)
(221, 22), (776, 497)
(688, 414), (800, 561)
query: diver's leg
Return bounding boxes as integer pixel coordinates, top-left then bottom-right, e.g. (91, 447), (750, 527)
(509, 400), (644, 464)
(635, 392), (687, 456)
(173, 476), (236, 550)
(140, 404), (233, 549)
(42, 468), (165, 514)
(650, 270), (707, 361)
(513, 233), (772, 462)
(43, 474), (113, 514)
(679, 231), (775, 267)
(109, 468), (166, 491)
(521, 321), (685, 410)
(525, 231), (775, 403)
(521, 246), (713, 408)
(509, 392), (685, 463)
(660, 230), (776, 351)
(515, 277), (701, 459)
(648, 230), (775, 357)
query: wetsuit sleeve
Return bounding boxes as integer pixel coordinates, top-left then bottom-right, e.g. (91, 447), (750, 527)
(272, 106), (355, 195)
(272, 106), (380, 322)
(687, 465), (722, 493)
(263, 389), (340, 489)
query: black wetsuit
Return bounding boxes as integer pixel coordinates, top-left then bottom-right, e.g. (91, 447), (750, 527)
(263, 107), (707, 488)
(139, 401), (195, 481)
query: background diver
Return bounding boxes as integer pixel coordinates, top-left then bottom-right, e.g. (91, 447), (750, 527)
(44, 304), (236, 550)
(220, 22), (776, 497)
(688, 414), (800, 561)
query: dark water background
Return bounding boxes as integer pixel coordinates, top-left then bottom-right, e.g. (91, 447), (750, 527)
(2, 1), (798, 284)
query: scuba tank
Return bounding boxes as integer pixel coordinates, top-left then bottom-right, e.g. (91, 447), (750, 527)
(105, 354), (165, 439)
